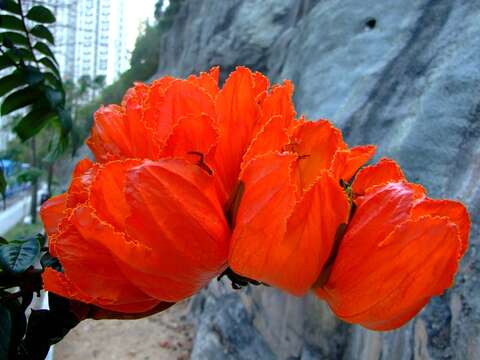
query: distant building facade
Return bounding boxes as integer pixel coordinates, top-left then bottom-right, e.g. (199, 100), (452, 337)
(23, 0), (129, 84)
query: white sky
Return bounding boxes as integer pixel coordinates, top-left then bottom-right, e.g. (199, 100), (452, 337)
(124, 0), (159, 52)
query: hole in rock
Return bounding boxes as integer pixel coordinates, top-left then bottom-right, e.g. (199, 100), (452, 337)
(365, 18), (377, 30)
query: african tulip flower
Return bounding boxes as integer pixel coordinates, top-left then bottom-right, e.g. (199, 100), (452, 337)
(41, 157), (229, 312)
(33, 68), (298, 309)
(42, 66), (376, 311)
(228, 121), (375, 296)
(315, 158), (470, 330)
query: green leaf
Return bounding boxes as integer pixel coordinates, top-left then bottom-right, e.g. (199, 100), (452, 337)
(40, 252), (61, 271)
(1, 86), (41, 115)
(44, 71), (62, 90)
(0, 0), (20, 15)
(45, 128), (68, 162)
(0, 48), (34, 71)
(30, 24), (54, 45)
(0, 54), (12, 70)
(0, 71), (24, 98)
(33, 41), (57, 64)
(55, 107), (71, 131)
(0, 305), (11, 359)
(0, 237), (40, 273)
(26, 5), (56, 24)
(44, 86), (63, 108)
(0, 14), (23, 31)
(16, 167), (43, 183)
(14, 106), (56, 141)
(24, 65), (44, 86)
(0, 31), (29, 47)
(39, 57), (60, 78)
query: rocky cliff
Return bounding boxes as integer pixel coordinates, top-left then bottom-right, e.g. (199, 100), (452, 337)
(155, 1), (480, 358)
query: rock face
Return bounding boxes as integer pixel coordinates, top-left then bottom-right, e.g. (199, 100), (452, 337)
(155, 0), (480, 358)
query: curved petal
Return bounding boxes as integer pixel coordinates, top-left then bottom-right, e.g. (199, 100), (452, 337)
(72, 158), (94, 178)
(89, 159), (142, 230)
(290, 120), (347, 192)
(328, 182), (415, 287)
(263, 171), (350, 296)
(229, 152), (297, 283)
(40, 193), (67, 237)
(43, 268), (92, 304)
(53, 208), (154, 307)
(321, 216), (461, 330)
(241, 115), (289, 169)
(411, 198), (470, 257)
(253, 71), (270, 101)
(87, 98), (161, 161)
(89, 159), (231, 301)
(86, 105), (131, 162)
(144, 79), (216, 147)
(43, 268), (162, 314)
(121, 83), (162, 159)
(214, 66), (259, 198)
(187, 67), (220, 99)
(330, 145), (376, 182)
(66, 163), (99, 208)
(72, 205), (203, 302)
(352, 158), (405, 195)
(258, 80), (295, 130)
(161, 113), (219, 168)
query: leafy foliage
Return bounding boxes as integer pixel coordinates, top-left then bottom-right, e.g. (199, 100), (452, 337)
(0, 0), (70, 159)
(0, 1), (79, 358)
(0, 237), (40, 273)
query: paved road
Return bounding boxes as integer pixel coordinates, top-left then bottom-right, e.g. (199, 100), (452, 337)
(0, 195), (31, 236)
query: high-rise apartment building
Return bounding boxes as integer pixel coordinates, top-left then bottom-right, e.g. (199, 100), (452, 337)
(23, 0), (129, 84)
(74, 0), (128, 85)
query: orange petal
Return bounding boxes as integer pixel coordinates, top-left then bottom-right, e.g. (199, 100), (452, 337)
(328, 182), (415, 286)
(89, 159), (142, 230)
(72, 205), (201, 302)
(121, 83), (162, 159)
(161, 113), (219, 167)
(209, 66), (220, 84)
(290, 120), (347, 192)
(330, 145), (376, 182)
(40, 193), (67, 237)
(43, 269), (163, 315)
(411, 198), (470, 257)
(352, 158), (405, 195)
(214, 66), (259, 197)
(103, 159), (231, 300)
(145, 79), (216, 147)
(321, 216), (461, 330)
(54, 208), (153, 307)
(229, 152), (297, 283)
(253, 71), (270, 101)
(258, 80), (295, 130)
(66, 163), (99, 208)
(187, 68), (220, 99)
(72, 158), (93, 178)
(262, 171), (350, 296)
(43, 268), (92, 304)
(86, 105), (131, 162)
(141, 75), (176, 137)
(241, 116), (290, 168)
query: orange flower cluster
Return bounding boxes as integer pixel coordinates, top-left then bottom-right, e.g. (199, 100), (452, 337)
(41, 67), (469, 330)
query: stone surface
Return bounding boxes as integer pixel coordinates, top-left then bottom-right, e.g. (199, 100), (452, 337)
(155, 0), (480, 358)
